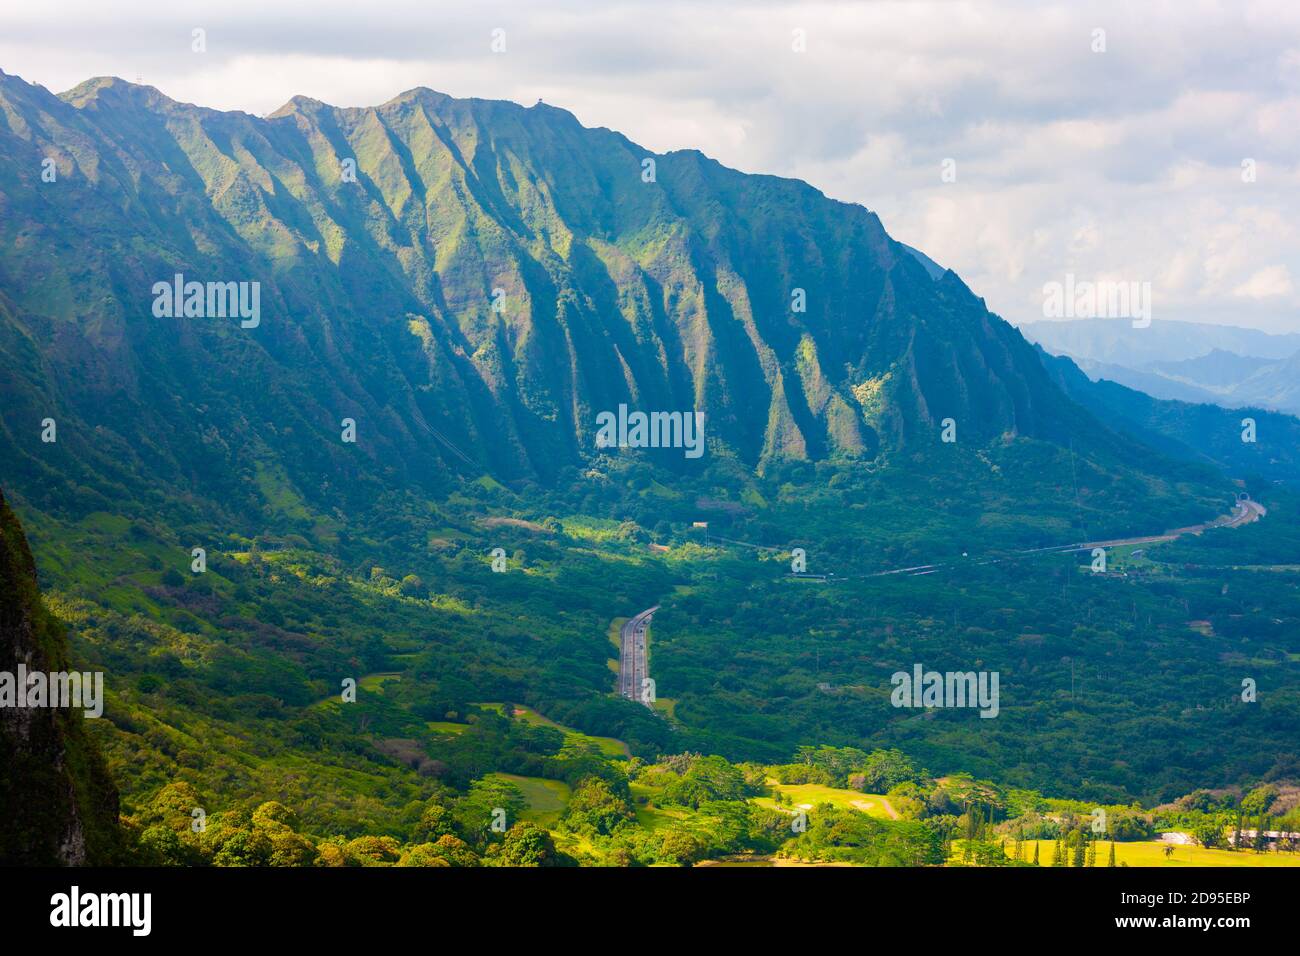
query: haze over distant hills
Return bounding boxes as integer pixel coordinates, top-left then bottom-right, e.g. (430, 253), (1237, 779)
(1024, 318), (1300, 418)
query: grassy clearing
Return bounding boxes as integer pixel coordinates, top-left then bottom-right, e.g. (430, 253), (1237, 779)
(310, 671), (400, 708)
(557, 516), (631, 544)
(754, 781), (896, 819)
(358, 672), (402, 693)
(607, 617), (626, 676)
(478, 703), (631, 758)
(1005, 840), (1300, 867)
(630, 781), (687, 832)
(487, 772), (571, 828)
(425, 721), (467, 735)
(608, 617), (626, 650)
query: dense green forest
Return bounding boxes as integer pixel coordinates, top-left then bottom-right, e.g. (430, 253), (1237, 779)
(2, 465), (1294, 864)
(2, 74), (1297, 867)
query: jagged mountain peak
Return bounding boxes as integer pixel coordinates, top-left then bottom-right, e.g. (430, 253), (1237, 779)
(0, 72), (1161, 510)
(59, 75), (180, 111)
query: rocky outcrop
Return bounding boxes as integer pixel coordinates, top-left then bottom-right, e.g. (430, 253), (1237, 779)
(0, 487), (121, 864)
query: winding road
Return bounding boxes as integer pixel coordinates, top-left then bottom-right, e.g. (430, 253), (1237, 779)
(871, 497), (1266, 578)
(619, 499), (1265, 701)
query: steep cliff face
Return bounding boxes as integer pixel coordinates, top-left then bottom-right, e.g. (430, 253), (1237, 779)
(0, 72), (1122, 513)
(0, 487), (120, 864)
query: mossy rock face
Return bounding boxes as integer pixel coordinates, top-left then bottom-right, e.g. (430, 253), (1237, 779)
(0, 487), (122, 864)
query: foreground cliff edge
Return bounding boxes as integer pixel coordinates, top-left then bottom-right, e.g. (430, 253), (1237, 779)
(0, 486), (121, 865)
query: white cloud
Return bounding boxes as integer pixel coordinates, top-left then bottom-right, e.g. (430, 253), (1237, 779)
(1234, 265), (1294, 299)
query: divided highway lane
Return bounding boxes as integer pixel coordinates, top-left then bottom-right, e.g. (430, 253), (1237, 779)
(869, 498), (1266, 578)
(618, 605), (659, 706)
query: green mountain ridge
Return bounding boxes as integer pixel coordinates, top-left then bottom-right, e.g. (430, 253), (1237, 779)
(1038, 347), (1300, 484)
(0, 71), (1195, 519)
(4, 75), (1299, 848)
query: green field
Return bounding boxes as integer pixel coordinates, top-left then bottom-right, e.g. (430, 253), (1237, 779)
(754, 781), (897, 819)
(607, 617), (626, 651)
(1006, 840), (1300, 867)
(310, 671), (401, 708)
(478, 703), (631, 758)
(607, 617), (625, 676)
(487, 773), (571, 828)
(652, 697), (678, 720)
(358, 673), (401, 692)
(629, 781), (689, 832)
(425, 721), (468, 735)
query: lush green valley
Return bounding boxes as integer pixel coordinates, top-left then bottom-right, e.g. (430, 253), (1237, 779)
(3, 471), (1294, 866)
(2, 73), (1298, 867)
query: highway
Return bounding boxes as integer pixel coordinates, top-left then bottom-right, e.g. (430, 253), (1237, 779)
(618, 605), (659, 706)
(715, 497), (1266, 582)
(868, 497), (1266, 579)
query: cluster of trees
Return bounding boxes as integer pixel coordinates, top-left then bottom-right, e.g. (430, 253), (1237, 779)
(124, 779), (572, 867)
(117, 738), (1300, 868)
(1156, 783), (1300, 850)
(939, 807), (1128, 867)
(781, 807), (946, 866)
(555, 754), (788, 866)
(770, 746), (925, 793)
(1039, 829), (1111, 867)
(652, 495), (1300, 804)
(764, 744), (1300, 861)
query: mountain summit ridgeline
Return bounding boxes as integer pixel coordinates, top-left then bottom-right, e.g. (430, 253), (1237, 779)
(1, 73), (1134, 508)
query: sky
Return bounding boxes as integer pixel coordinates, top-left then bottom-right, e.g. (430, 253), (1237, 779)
(3, 0), (1298, 333)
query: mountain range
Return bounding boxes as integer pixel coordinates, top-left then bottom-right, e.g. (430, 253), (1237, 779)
(1023, 318), (1300, 418)
(4, 73), (1300, 859)
(4, 69), (1271, 530)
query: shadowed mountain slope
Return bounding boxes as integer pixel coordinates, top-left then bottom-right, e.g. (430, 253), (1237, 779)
(0, 73), (1185, 522)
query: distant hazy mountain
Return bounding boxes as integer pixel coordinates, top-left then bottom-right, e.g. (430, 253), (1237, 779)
(1147, 349), (1276, 389)
(1069, 357), (1222, 406)
(1230, 350), (1300, 416)
(1021, 318), (1300, 365)
(1036, 346), (1300, 484)
(1024, 319), (1300, 416)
